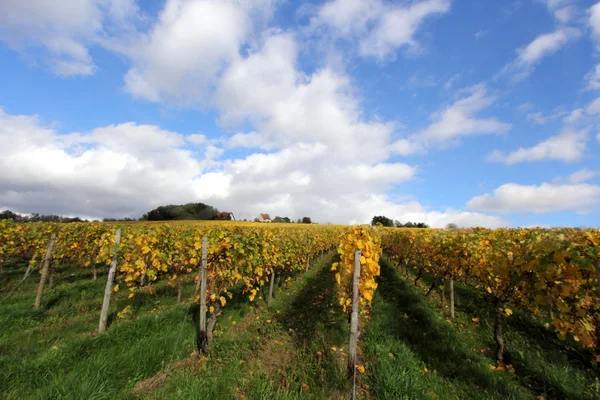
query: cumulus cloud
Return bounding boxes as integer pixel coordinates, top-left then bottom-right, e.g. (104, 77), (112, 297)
(0, 108), (213, 217)
(526, 110), (567, 125)
(585, 64), (600, 90)
(467, 182), (600, 213)
(590, 2), (600, 47)
(417, 84), (511, 143)
(0, 107), (505, 227)
(216, 32), (399, 162)
(487, 129), (587, 164)
(568, 168), (598, 183)
(109, 0), (278, 103)
(0, 0), (140, 76)
(501, 27), (580, 82)
(538, 0), (577, 23)
(308, 0), (450, 60)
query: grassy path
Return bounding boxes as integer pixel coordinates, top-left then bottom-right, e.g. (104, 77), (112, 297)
(147, 252), (352, 399)
(0, 253), (338, 399)
(361, 259), (598, 400)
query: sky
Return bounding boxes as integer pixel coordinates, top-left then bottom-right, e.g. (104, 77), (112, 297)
(0, 0), (599, 227)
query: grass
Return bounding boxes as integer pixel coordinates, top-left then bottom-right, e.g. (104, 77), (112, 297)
(2, 254), (599, 399)
(1, 252), (349, 399)
(147, 251), (351, 399)
(361, 258), (600, 400)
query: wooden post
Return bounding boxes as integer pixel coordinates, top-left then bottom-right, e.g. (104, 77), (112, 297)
(348, 249), (361, 377)
(450, 279), (455, 319)
(34, 233), (57, 309)
(273, 273), (281, 298)
(198, 237), (208, 353)
(268, 271), (275, 305)
(441, 280), (446, 315)
(596, 259), (600, 298)
(23, 263), (33, 281)
(177, 277), (183, 304)
(93, 266), (97, 281)
(595, 259), (600, 353)
(305, 255), (310, 272)
(98, 229), (121, 333)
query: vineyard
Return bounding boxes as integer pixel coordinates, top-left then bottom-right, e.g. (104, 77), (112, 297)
(1, 221), (599, 399)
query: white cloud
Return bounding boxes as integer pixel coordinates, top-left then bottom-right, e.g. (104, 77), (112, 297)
(585, 64), (600, 90)
(563, 108), (585, 125)
(224, 132), (274, 150)
(568, 168), (598, 183)
(112, 0), (277, 103)
(526, 110), (566, 125)
(0, 0), (140, 76)
(0, 108), (216, 217)
(587, 97), (600, 114)
(418, 84), (511, 143)
(467, 182), (600, 214)
(538, 0), (576, 23)
(475, 30), (488, 40)
(518, 103), (534, 112)
(590, 2), (600, 47)
(444, 73), (461, 90)
(487, 129), (587, 164)
(501, 27), (580, 81)
(0, 99), (504, 228)
(216, 32), (400, 162)
(308, 0), (450, 60)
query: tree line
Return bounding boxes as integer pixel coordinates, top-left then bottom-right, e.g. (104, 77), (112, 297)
(371, 215), (429, 228)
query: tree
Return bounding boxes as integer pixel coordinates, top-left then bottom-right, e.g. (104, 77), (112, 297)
(301, 217), (312, 224)
(396, 221), (430, 228)
(273, 216), (291, 223)
(371, 216), (394, 227)
(142, 203), (219, 221)
(0, 210), (19, 221)
(446, 223), (458, 229)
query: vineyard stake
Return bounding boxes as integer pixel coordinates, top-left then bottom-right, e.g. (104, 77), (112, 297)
(268, 271), (275, 305)
(198, 236), (208, 353)
(34, 233), (57, 309)
(98, 229), (121, 333)
(348, 249), (361, 378)
(450, 279), (455, 319)
(305, 255), (310, 272)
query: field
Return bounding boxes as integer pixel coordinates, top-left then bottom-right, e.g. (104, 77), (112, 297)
(1, 221), (599, 399)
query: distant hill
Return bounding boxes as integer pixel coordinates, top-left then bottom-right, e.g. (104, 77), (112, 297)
(141, 203), (226, 221)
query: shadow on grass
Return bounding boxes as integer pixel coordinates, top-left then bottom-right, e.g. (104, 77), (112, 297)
(452, 283), (594, 369)
(399, 262), (597, 400)
(276, 254), (342, 345)
(377, 260), (521, 398)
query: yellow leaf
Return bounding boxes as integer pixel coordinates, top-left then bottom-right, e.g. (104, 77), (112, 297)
(113, 285), (119, 292)
(209, 306), (215, 313)
(219, 296), (226, 306)
(356, 365), (365, 374)
(504, 308), (513, 317)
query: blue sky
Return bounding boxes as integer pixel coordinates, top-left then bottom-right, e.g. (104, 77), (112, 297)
(0, 0), (599, 227)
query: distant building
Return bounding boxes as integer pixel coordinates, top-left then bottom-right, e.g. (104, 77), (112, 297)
(216, 212), (234, 220)
(258, 213), (272, 223)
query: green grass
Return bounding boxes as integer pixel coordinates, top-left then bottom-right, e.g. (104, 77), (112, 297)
(0, 258), (252, 399)
(2, 255), (598, 399)
(361, 259), (599, 400)
(148, 252), (351, 399)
